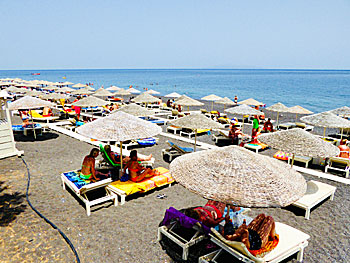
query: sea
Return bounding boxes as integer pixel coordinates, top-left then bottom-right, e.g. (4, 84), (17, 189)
(0, 69), (349, 113)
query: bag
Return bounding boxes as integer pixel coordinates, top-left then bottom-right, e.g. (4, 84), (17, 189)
(120, 173), (130, 182)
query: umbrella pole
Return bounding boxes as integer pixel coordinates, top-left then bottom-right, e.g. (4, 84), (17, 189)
(241, 115), (244, 133)
(29, 109), (36, 139)
(276, 112), (279, 128)
(194, 129), (197, 152)
(295, 113), (298, 122)
(341, 128), (344, 140)
(323, 127), (326, 138)
(120, 142), (123, 178)
(291, 154), (295, 168)
(211, 101), (214, 111)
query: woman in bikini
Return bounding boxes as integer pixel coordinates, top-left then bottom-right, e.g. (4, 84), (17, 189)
(124, 150), (158, 182)
(81, 148), (110, 182)
(104, 145), (152, 165)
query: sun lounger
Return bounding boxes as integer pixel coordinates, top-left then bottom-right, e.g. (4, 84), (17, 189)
(13, 124), (43, 136)
(166, 125), (182, 134)
(212, 130), (232, 145)
(28, 109), (59, 123)
(288, 155), (313, 168)
(162, 140), (194, 162)
(325, 156), (350, 178)
(277, 122), (297, 130)
(244, 142), (269, 153)
(61, 170), (117, 216)
(106, 167), (174, 205)
(180, 128), (210, 138)
(292, 180), (336, 220)
(209, 222), (310, 263)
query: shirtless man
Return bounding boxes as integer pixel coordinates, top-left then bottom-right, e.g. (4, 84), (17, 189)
(103, 145), (152, 164)
(81, 148), (110, 182)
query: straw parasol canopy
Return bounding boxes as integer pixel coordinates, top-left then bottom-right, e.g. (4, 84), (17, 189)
(85, 86), (95, 91)
(116, 103), (156, 117)
(169, 113), (224, 151)
(301, 111), (350, 138)
(288, 105), (313, 121)
(215, 97), (235, 111)
(259, 128), (339, 166)
(94, 88), (114, 97)
(329, 106), (350, 117)
(170, 145), (307, 207)
(114, 88), (132, 96)
(165, 92), (182, 98)
(41, 85), (59, 91)
(76, 111), (162, 171)
(24, 90), (44, 97)
(5, 86), (26, 93)
(0, 90), (12, 99)
(174, 95), (204, 111)
(72, 96), (108, 107)
(132, 93), (161, 104)
(225, 104), (263, 116)
(58, 86), (75, 93)
(145, 89), (160, 95)
(9, 96), (54, 110)
(41, 93), (68, 100)
(238, 98), (264, 106)
(106, 85), (121, 91)
(128, 87), (141, 94)
(71, 87), (94, 95)
(265, 102), (290, 126)
(201, 94), (222, 111)
(72, 83), (86, 88)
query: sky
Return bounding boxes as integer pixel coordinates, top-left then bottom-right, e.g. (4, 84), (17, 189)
(0, 0), (349, 70)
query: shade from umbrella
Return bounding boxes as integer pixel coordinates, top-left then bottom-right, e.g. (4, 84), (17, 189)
(116, 103), (156, 117)
(114, 88), (132, 96)
(128, 87), (141, 94)
(94, 88), (114, 97)
(169, 113), (224, 151)
(259, 128), (339, 160)
(106, 85), (121, 91)
(132, 93), (160, 104)
(72, 96), (108, 107)
(238, 98), (264, 106)
(164, 92), (182, 98)
(215, 97), (235, 111)
(265, 102), (290, 126)
(72, 83), (87, 88)
(145, 89), (160, 95)
(329, 106), (350, 117)
(71, 88), (94, 95)
(170, 145), (307, 207)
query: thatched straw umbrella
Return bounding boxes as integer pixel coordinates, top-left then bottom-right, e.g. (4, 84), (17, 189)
(169, 113), (224, 151)
(225, 104), (264, 130)
(94, 88), (114, 97)
(41, 93), (68, 100)
(41, 85), (60, 91)
(215, 97), (235, 111)
(128, 87), (141, 94)
(329, 106), (350, 117)
(238, 98), (263, 106)
(288, 105), (313, 121)
(71, 87), (94, 95)
(106, 85), (121, 91)
(300, 112), (350, 138)
(165, 92), (181, 98)
(9, 96), (54, 138)
(58, 86), (75, 93)
(24, 90), (44, 97)
(259, 128), (339, 167)
(173, 95), (204, 111)
(76, 111), (161, 172)
(201, 94), (222, 111)
(116, 103), (156, 117)
(72, 83), (86, 88)
(85, 86), (95, 91)
(5, 86), (25, 94)
(145, 89), (160, 95)
(170, 146), (307, 207)
(265, 102), (290, 127)
(132, 92), (161, 104)
(114, 88), (132, 100)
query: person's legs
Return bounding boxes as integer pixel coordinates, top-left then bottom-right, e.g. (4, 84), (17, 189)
(95, 170), (110, 180)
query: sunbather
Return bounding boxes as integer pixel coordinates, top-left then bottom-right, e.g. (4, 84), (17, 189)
(338, 139), (350, 158)
(183, 200), (234, 227)
(42, 106), (53, 117)
(229, 123), (244, 145)
(225, 213), (276, 250)
(124, 150), (158, 182)
(103, 145), (152, 165)
(81, 148), (110, 182)
(262, 118), (273, 133)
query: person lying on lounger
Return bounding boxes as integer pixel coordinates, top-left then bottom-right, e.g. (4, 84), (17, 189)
(338, 139), (350, 159)
(124, 150), (158, 182)
(81, 148), (110, 182)
(42, 106), (53, 117)
(104, 145), (152, 164)
(183, 200), (234, 227)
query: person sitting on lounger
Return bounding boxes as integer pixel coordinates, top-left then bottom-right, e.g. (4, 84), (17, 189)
(124, 150), (158, 182)
(262, 118), (273, 133)
(183, 200), (234, 227)
(42, 106), (53, 117)
(104, 145), (152, 164)
(338, 139), (350, 159)
(229, 123), (243, 145)
(81, 148), (110, 182)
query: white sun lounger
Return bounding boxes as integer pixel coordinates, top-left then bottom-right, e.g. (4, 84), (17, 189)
(209, 222), (310, 263)
(61, 171), (117, 216)
(292, 180), (336, 220)
(325, 157), (350, 179)
(288, 155), (313, 168)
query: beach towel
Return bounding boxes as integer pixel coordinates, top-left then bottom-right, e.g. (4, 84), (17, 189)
(110, 178), (156, 195)
(153, 167), (175, 183)
(273, 151), (290, 161)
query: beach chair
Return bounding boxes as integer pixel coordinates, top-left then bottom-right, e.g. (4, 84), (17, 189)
(106, 167), (174, 205)
(277, 122), (297, 130)
(168, 109), (179, 119)
(212, 130), (232, 145)
(291, 180), (336, 220)
(28, 109), (59, 123)
(166, 125), (182, 134)
(180, 128), (210, 138)
(209, 222), (310, 263)
(325, 156), (350, 178)
(61, 170), (117, 216)
(200, 109), (208, 114)
(287, 155), (313, 168)
(162, 140), (194, 162)
(244, 142), (269, 153)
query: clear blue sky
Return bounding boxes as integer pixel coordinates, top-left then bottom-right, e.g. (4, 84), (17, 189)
(1, 0), (349, 70)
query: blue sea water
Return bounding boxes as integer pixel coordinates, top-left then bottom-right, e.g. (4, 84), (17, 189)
(1, 69), (349, 113)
